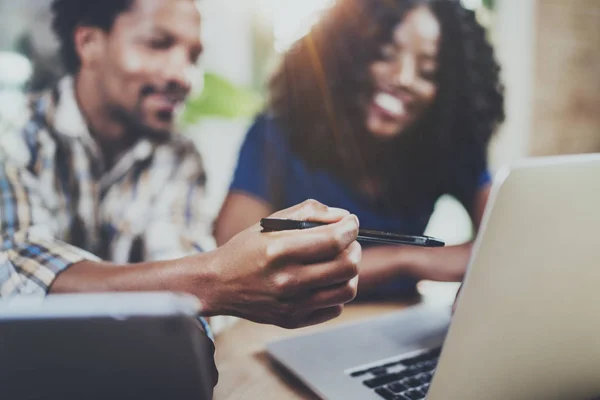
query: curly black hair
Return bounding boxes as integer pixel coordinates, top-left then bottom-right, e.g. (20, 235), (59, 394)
(268, 0), (504, 213)
(51, 0), (134, 73)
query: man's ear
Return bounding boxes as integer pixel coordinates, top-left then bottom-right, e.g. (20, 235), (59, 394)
(73, 26), (105, 70)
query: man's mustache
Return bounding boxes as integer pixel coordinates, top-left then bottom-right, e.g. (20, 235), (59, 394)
(140, 83), (188, 102)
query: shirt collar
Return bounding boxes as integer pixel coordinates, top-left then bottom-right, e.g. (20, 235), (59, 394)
(52, 76), (92, 140)
(48, 76), (157, 165)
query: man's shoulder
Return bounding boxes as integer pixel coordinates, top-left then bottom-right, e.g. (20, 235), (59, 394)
(0, 92), (35, 135)
(0, 90), (54, 168)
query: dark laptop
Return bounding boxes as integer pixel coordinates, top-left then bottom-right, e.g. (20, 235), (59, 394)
(0, 292), (216, 400)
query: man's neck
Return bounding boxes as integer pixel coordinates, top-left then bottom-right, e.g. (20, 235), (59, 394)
(74, 74), (135, 164)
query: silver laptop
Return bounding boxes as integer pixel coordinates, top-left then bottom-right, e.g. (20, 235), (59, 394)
(267, 154), (600, 400)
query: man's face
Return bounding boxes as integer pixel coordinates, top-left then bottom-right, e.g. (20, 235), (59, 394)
(89, 0), (203, 139)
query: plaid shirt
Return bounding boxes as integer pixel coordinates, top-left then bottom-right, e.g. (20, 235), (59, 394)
(0, 77), (213, 298)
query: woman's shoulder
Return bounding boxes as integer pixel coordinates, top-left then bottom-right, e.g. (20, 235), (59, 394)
(245, 113), (291, 149)
(249, 112), (284, 132)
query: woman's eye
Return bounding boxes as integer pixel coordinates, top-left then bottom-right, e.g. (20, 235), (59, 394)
(420, 69), (438, 81)
(380, 46), (396, 60)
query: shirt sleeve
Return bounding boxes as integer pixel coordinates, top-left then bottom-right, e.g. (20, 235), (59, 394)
(0, 156), (98, 298)
(229, 116), (286, 206)
(477, 169), (492, 188)
(442, 152), (492, 215)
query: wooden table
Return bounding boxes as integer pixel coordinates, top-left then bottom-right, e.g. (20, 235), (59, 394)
(213, 302), (412, 400)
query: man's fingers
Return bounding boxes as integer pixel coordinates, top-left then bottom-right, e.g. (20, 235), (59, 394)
(265, 214), (359, 264)
(237, 200), (358, 329)
(270, 199), (349, 224)
(302, 277), (359, 310)
(296, 305), (345, 329)
(302, 241), (361, 289)
(275, 241), (361, 296)
(274, 275), (358, 328)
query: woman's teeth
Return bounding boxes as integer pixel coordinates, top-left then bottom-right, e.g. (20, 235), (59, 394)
(374, 92), (405, 117)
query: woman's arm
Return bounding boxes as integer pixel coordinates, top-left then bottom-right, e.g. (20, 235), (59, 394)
(357, 185), (491, 294)
(215, 186), (491, 295)
(215, 192), (274, 246)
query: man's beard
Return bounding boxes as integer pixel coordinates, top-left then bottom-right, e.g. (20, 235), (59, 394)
(108, 82), (188, 144)
(110, 103), (173, 144)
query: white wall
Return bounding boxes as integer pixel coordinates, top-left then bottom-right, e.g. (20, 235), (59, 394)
(190, 0), (257, 233)
(0, 0), (54, 51)
(198, 0), (255, 87)
(488, 0), (537, 171)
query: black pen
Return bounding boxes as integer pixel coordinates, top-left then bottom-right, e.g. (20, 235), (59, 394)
(260, 218), (445, 248)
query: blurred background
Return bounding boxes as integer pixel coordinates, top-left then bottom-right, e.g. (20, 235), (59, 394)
(1, 0), (599, 305)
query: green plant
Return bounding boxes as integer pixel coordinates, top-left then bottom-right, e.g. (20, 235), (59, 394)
(483, 0), (495, 10)
(181, 72), (263, 125)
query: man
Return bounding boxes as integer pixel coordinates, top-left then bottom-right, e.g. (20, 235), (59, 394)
(0, 0), (361, 331)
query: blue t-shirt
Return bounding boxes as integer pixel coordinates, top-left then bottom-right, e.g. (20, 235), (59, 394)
(230, 115), (491, 296)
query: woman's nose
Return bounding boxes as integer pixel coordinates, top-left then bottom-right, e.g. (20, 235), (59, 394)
(392, 55), (417, 89)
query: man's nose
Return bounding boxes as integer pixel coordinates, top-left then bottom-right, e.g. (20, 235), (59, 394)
(162, 51), (194, 93)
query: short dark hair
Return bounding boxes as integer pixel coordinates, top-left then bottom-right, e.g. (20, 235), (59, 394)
(51, 0), (135, 73)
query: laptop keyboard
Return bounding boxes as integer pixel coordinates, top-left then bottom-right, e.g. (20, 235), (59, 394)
(348, 347), (441, 400)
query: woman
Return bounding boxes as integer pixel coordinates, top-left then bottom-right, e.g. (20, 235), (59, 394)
(215, 0), (504, 298)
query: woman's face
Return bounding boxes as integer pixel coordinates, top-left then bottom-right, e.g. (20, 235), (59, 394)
(366, 6), (441, 139)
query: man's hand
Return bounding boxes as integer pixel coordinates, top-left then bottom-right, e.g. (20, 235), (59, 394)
(51, 199), (360, 329)
(200, 199), (361, 329)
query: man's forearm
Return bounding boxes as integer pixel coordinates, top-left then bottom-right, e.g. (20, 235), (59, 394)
(49, 255), (219, 314)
